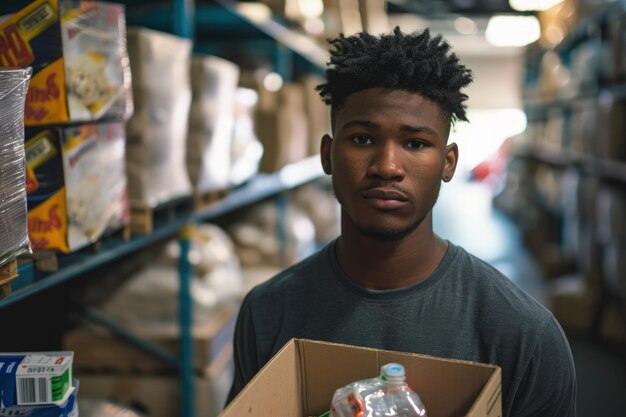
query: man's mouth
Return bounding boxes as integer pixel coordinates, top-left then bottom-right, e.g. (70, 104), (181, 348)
(361, 188), (409, 210)
(362, 188), (408, 202)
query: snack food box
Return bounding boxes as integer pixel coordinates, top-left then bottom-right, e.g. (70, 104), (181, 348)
(25, 121), (129, 253)
(0, 0), (132, 126)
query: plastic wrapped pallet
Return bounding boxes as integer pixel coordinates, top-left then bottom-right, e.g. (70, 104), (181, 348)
(125, 27), (192, 208)
(187, 55), (240, 193)
(0, 68), (32, 267)
(0, 0), (133, 126)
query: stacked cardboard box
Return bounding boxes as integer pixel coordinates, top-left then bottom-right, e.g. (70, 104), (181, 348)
(63, 304), (237, 417)
(256, 82), (310, 173)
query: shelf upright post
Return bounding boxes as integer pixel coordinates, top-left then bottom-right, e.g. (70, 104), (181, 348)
(275, 44), (294, 82)
(173, 2), (194, 416)
(173, 0), (194, 39)
(178, 225), (195, 417)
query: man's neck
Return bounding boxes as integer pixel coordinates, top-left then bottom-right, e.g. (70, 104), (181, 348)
(335, 215), (448, 290)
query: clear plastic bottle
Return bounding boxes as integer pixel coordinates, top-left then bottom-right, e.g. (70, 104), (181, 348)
(329, 363), (428, 417)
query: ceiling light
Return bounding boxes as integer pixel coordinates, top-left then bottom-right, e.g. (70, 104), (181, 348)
(509, 0), (564, 11)
(454, 17), (478, 35)
(263, 72), (284, 92)
(485, 15), (540, 47)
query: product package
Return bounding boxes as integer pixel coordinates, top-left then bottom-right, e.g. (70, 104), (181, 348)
(125, 27), (192, 208)
(329, 363), (428, 417)
(0, 384), (77, 417)
(0, 0), (133, 126)
(187, 55), (240, 194)
(25, 121), (129, 253)
(0, 352), (74, 407)
(0, 68), (32, 268)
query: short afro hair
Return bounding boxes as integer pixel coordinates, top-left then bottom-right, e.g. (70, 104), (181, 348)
(317, 26), (473, 130)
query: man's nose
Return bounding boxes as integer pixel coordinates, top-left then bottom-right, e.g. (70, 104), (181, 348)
(367, 143), (405, 181)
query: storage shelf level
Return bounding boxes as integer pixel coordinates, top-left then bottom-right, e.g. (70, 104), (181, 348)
(0, 156), (325, 309)
(524, 146), (626, 183)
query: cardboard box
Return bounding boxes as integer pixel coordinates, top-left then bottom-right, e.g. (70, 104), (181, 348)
(301, 75), (331, 156)
(76, 345), (233, 417)
(221, 339), (502, 417)
(25, 121), (129, 253)
(549, 274), (626, 342)
(63, 304), (237, 373)
(256, 83), (309, 173)
(0, 0), (132, 126)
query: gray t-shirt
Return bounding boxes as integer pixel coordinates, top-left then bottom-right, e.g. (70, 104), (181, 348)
(227, 240), (576, 417)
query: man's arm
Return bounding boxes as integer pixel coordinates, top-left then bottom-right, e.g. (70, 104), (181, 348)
(225, 291), (260, 407)
(510, 315), (577, 417)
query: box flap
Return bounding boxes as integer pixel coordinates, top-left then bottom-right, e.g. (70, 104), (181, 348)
(219, 339), (302, 417)
(298, 339), (381, 415)
(466, 367), (502, 417)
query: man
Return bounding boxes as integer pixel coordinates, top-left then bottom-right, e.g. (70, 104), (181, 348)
(227, 27), (576, 417)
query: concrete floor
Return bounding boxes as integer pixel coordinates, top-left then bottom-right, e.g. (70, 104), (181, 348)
(434, 179), (626, 417)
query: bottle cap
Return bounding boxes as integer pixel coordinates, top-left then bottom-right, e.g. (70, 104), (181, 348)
(381, 363), (405, 381)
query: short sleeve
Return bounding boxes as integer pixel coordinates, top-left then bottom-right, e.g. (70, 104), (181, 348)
(510, 315), (577, 417)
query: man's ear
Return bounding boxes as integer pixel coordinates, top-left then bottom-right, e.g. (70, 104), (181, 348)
(442, 142), (458, 182)
(320, 134), (333, 175)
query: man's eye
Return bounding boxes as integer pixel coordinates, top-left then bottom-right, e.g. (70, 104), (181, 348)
(352, 135), (372, 145)
(406, 140), (426, 150)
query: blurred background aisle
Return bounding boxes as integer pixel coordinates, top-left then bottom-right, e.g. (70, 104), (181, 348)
(435, 176), (626, 417)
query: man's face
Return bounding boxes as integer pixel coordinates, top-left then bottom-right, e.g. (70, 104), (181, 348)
(321, 88), (458, 241)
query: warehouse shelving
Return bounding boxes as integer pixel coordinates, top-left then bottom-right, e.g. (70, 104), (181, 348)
(0, 155), (324, 309)
(1, 3), (331, 417)
(505, 1), (626, 345)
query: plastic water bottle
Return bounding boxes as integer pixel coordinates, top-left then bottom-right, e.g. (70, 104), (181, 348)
(329, 363), (428, 417)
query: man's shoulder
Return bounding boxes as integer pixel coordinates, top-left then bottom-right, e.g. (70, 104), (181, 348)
(453, 245), (554, 327)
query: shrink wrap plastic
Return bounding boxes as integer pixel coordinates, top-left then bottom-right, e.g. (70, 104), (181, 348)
(125, 27), (192, 208)
(0, 68), (32, 267)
